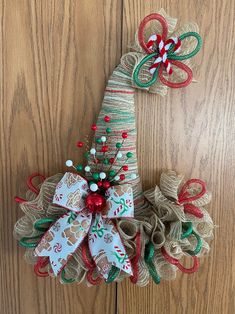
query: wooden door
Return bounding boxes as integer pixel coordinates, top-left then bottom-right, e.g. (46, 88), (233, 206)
(1, 1), (234, 313)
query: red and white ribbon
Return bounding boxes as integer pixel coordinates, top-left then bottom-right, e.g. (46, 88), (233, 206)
(146, 34), (181, 75)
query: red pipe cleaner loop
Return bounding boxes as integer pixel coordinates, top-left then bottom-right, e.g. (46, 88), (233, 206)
(178, 178), (206, 204)
(27, 173), (46, 195)
(130, 232), (141, 284)
(159, 60), (193, 88)
(161, 247), (199, 274)
(86, 269), (102, 285)
(138, 13), (168, 54)
(177, 178), (206, 218)
(14, 196), (27, 204)
(34, 257), (50, 277)
(183, 203), (204, 218)
(81, 242), (95, 270)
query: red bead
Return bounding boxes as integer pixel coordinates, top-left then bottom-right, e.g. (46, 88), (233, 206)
(109, 157), (115, 164)
(122, 132), (128, 139)
(122, 165), (128, 171)
(120, 174), (125, 180)
(102, 181), (111, 189)
(91, 124), (97, 131)
(97, 181), (103, 188)
(76, 141), (83, 148)
(101, 145), (108, 152)
(104, 116), (110, 122)
(85, 193), (106, 213)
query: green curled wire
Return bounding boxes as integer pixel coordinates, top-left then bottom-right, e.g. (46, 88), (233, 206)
(19, 235), (41, 248)
(133, 53), (160, 88)
(186, 231), (202, 256)
(168, 32), (202, 61)
(106, 266), (120, 283)
(181, 222), (193, 239)
(34, 217), (55, 232)
(61, 269), (75, 284)
(144, 242), (161, 284)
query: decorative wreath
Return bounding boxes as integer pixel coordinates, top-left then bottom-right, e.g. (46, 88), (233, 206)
(14, 9), (214, 286)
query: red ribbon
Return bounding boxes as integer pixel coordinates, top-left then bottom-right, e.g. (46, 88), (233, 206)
(177, 178), (206, 218)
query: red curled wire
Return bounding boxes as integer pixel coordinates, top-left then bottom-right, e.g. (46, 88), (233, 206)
(130, 232), (141, 284)
(161, 247), (199, 274)
(14, 173), (46, 204)
(34, 257), (50, 277)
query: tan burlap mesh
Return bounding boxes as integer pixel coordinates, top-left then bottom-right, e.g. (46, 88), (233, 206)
(14, 10), (212, 285)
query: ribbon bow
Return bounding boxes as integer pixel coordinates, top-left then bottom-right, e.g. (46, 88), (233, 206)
(133, 12), (202, 89)
(35, 172), (134, 278)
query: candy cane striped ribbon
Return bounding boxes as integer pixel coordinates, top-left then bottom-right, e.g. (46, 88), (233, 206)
(146, 34), (181, 75)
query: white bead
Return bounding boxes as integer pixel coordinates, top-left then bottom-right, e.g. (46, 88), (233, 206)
(117, 152), (122, 159)
(90, 183), (98, 192)
(101, 136), (106, 142)
(114, 175), (120, 181)
(65, 160), (73, 167)
(90, 148), (96, 155)
(85, 166), (91, 172)
(131, 173), (137, 180)
(99, 172), (106, 179)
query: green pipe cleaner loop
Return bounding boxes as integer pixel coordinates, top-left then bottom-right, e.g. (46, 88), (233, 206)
(106, 266), (120, 283)
(144, 242), (161, 284)
(186, 231), (203, 256)
(168, 32), (202, 61)
(19, 235), (41, 248)
(61, 269), (75, 284)
(34, 218), (55, 232)
(133, 53), (160, 88)
(181, 222), (193, 239)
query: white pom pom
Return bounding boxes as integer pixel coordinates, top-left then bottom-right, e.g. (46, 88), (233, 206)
(117, 152), (122, 159)
(99, 172), (106, 179)
(90, 183), (98, 192)
(131, 173), (137, 180)
(90, 148), (96, 155)
(101, 136), (106, 143)
(114, 175), (120, 181)
(65, 160), (73, 167)
(85, 166), (91, 172)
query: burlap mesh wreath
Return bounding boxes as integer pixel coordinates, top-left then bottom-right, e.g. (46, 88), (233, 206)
(14, 9), (214, 286)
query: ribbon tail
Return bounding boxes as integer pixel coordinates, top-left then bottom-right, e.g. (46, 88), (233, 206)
(88, 215), (133, 279)
(35, 211), (92, 275)
(105, 184), (134, 219)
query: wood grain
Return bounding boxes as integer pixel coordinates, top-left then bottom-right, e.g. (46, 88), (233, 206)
(0, 1), (234, 314)
(118, 1), (235, 314)
(0, 1), (122, 313)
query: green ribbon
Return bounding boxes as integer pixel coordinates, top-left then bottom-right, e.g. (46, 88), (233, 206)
(133, 31), (202, 88)
(19, 235), (41, 248)
(106, 266), (120, 283)
(34, 218), (55, 232)
(144, 242), (161, 284)
(20, 217), (56, 248)
(180, 222), (202, 256)
(61, 269), (75, 284)
(181, 222), (193, 239)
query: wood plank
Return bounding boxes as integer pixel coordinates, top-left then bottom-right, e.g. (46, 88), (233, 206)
(118, 1), (235, 313)
(0, 1), (122, 313)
